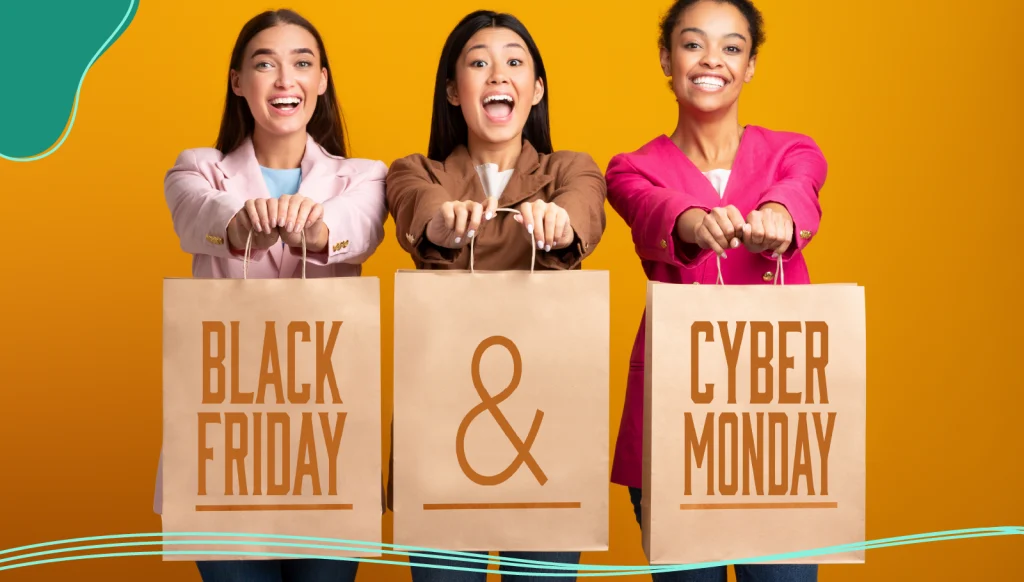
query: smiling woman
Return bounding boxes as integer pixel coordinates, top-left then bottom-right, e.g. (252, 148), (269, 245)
(156, 8), (388, 582)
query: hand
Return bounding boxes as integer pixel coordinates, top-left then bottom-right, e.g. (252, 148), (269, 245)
(425, 199), (495, 248)
(227, 200), (280, 252)
(741, 203), (793, 257)
(513, 200), (574, 252)
(275, 194), (328, 252)
(677, 206), (745, 258)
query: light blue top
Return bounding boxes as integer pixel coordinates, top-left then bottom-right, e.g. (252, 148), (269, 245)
(260, 166), (302, 198)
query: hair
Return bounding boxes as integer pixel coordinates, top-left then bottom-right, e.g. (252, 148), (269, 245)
(426, 10), (552, 162)
(214, 9), (348, 157)
(658, 0), (765, 57)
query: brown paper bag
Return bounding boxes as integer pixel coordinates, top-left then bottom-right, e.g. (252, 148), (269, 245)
(161, 257), (382, 561)
(392, 244), (609, 551)
(643, 266), (865, 565)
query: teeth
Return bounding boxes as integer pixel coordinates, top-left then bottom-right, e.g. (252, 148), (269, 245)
(271, 97), (301, 105)
(693, 76), (725, 87)
(484, 95), (514, 104)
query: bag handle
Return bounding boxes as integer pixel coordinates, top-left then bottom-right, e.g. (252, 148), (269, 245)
(242, 229), (307, 280)
(468, 208), (537, 274)
(714, 253), (785, 286)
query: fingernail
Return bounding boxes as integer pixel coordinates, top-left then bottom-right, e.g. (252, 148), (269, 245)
(467, 230), (475, 238)
(544, 244), (551, 252)
(720, 252), (728, 259)
(288, 221), (295, 232)
(485, 212), (493, 220)
(454, 236), (461, 244)
(772, 252), (780, 258)
(731, 239), (739, 248)
(527, 224), (534, 234)
(537, 240), (544, 249)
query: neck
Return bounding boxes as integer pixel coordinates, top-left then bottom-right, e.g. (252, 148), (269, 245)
(252, 128), (307, 169)
(466, 132), (523, 171)
(670, 103), (743, 171)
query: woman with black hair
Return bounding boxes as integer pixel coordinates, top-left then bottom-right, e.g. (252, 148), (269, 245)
(385, 9), (607, 582)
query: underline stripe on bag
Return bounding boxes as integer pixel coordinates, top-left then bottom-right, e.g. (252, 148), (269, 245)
(422, 502), (582, 510)
(195, 504), (354, 511)
(679, 502), (838, 510)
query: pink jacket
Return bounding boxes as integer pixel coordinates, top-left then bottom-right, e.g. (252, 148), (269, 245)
(605, 125), (827, 488)
(164, 134), (388, 279)
(154, 134), (387, 513)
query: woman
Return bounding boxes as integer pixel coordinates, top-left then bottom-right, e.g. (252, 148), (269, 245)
(156, 9), (387, 582)
(606, 1), (826, 581)
(385, 10), (607, 582)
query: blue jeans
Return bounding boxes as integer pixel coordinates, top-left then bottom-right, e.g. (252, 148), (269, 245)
(627, 487), (817, 582)
(408, 550), (580, 581)
(196, 558), (358, 582)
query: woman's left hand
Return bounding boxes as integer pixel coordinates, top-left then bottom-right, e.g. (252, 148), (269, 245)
(277, 194), (328, 251)
(514, 200), (574, 252)
(742, 203), (794, 257)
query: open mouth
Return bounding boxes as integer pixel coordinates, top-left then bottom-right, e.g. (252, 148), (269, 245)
(269, 96), (302, 111)
(482, 94), (515, 121)
(691, 75), (728, 91)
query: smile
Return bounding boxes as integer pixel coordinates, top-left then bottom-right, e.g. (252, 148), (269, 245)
(482, 93), (515, 122)
(691, 75), (728, 92)
(269, 96), (303, 116)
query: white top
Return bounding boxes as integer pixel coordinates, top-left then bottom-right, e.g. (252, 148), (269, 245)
(703, 168), (731, 198)
(475, 163), (515, 198)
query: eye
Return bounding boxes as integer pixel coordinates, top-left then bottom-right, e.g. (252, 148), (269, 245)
(255, 61), (273, 70)
(725, 46), (742, 54)
(296, 60), (313, 68)
(508, 58), (523, 66)
(470, 60), (487, 68)
(683, 42), (701, 50)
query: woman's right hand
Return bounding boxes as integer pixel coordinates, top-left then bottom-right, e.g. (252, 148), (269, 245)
(227, 199), (281, 252)
(425, 199), (497, 248)
(675, 205), (745, 259)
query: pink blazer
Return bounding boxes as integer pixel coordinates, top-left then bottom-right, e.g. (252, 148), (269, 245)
(164, 134), (388, 279)
(605, 125), (827, 488)
(154, 134), (387, 513)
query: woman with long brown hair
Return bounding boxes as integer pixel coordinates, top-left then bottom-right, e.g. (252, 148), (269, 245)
(156, 9), (387, 582)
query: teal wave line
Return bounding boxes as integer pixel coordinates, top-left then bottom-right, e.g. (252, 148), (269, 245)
(0, 0), (137, 162)
(0, 528), (1020, 576)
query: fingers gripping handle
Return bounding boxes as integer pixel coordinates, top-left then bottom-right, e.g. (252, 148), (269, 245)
(242, 229), (307, 280)
(468, 208), (537, 274)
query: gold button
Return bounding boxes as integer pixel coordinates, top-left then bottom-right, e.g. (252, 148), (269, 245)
(799, 230), (812, 239)
(659, 239), (668, 249)
(332, 242), (342, 252)
(205, 234), (224, 245)
(762, 271), (774, 282)
(339, 240), (349, 249)
(405, 233), (416, 244)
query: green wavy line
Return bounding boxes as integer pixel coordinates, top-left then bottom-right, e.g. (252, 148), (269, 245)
(0, 528), (1020, 576)
(0, 0), (137, 162)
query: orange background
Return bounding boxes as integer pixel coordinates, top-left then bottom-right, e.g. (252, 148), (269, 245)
(2, 0), (1022, 580)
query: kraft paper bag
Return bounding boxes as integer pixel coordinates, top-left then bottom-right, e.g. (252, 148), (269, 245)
(392, 244), (609, 551)
(643, 265), (865, 565)
(161, 268), (382, 561)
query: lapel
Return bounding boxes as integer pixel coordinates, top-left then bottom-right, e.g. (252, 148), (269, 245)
(441, 140), (554, 209)
(216, 134), (329, 276)
(654, 125), (758, 206)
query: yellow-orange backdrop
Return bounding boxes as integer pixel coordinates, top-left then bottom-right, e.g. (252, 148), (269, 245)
(2, 0), (1022, 580)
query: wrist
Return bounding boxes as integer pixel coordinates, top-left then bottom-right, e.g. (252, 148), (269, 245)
(674, 208), (706, 244)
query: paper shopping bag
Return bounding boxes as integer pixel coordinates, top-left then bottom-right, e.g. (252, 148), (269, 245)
(392, 265), (609, 552)
(643, 277), (865, 565)
(161, 276), (382, 560)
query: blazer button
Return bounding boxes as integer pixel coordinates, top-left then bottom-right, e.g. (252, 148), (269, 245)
(405, 233), (416, 245)
(339, 240), (349, 248)
(659, 239), (668, 249)
(206, 234), (224, 245)
(332, 242), (343, 252)
(799, 229), (813, 239)
(762, 271), (774, 282)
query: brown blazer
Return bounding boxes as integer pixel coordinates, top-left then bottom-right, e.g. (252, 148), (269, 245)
(385, 140), (607, 270)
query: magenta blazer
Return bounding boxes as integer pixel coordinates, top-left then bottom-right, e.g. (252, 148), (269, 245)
(605, 125), (828, 489)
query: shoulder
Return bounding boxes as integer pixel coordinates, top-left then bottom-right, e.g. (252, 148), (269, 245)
(746, 125), (823, 154)
(536, 149), (601, 177)
(308, 142), (388, 179)
(386, 152), (444, 179)
(607, 135), (675, 177)
(170, 146), (225, 169)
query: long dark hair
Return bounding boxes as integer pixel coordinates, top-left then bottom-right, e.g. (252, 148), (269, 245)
(427, 10), (552, 162)
(214, 9), (348, 157)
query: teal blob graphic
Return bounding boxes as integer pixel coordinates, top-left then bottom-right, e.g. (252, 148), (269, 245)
(0, 1), (137, 161)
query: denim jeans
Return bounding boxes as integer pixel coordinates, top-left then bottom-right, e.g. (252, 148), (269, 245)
(407, 550), (581, 582)
(196, 558), (358, 582)
(627, 487), (818, 582)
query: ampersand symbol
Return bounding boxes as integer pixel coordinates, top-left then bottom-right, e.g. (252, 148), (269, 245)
(455, 335), (547, 486)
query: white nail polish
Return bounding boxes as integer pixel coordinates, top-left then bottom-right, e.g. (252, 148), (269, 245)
(544, 244), (551, 252)
(468, 230), (475, 238)
(527, 224), (534, 234)
(485, 212), (492, 220)
(455, 237), (461, 244)
(537, 240), (544, 249)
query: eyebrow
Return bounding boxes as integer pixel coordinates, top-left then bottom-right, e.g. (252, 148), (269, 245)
(465, 42), (527, 52)
(250, 47), (315, 58)
(680, 27), (748, 42)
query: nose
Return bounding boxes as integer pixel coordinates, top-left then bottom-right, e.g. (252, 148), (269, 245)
(699, 48), (723, 69)
(488, 64), (510, 84)
(275, 68), (296, 88)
